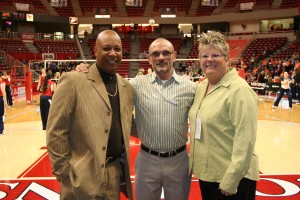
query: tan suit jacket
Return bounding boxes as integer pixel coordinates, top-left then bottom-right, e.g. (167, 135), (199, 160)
(46, 64), (134, 199)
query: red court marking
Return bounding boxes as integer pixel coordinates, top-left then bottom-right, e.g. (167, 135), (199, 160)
(18, 152), (52, 178)
(6, 138), (300, 199)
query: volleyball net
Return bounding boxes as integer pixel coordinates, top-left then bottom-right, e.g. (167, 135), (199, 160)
(15, 58), (238, 103)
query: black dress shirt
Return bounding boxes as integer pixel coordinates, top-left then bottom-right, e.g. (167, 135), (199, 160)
(97, 67), (124, 159)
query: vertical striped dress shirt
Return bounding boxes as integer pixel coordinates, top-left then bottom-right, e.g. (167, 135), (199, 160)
(130, 69), (196, 151)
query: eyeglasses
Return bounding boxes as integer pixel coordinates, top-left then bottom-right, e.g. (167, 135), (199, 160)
(200, 53), (223, 60)
(150, 51), (174, 58)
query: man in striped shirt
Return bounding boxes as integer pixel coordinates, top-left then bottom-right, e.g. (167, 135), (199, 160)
(130, 38), (196, 200)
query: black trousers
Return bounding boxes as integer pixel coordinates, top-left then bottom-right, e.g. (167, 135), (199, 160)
(5, 85), (13, 106)
(40, 95), (52, 130)
(199, 178), (257, 200)
(0, 97), (4, 133)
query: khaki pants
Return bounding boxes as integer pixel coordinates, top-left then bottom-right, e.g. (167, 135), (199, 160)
(59, 158), (121, 200)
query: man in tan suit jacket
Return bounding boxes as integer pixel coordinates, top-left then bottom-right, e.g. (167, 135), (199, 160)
(46, 30), (134, 200)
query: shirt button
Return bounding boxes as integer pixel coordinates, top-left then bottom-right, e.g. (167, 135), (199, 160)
(105, 129), (109, 134)
(102, 146), (106, 151)
(101, 164), (104, 168)
(107, 112), (111, 116)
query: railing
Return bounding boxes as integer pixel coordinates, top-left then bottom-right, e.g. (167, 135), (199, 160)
(0, 31), (75, 41)
(0, 29), (295, 41)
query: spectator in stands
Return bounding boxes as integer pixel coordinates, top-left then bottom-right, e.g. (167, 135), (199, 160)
(123, 49), (130, 58)
(189, 31), (259, 200)
(179, 61), (187, 73)
(137, 68), (144, 76)
(258, 71), (266, 83)
(293, 63), (300, 104)
(147, 67), (152, 75)
(290, 70), (297, 99)
(53, 72), (60, 84)
(46, 30), (134, 200)
(2, 71), (13, 107)
(192, 69), (201, 83)
(39, 72), (56, 130)
(272, 71), (293, 110)
(84, 30), (88, 41)
(183, 35), (188, 48)
(0, 75), (6, 135)
(264, 71), (271, 83)
(50, 62), (58, 75)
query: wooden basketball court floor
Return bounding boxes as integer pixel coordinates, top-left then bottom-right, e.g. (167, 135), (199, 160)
(0, 94), (300, 199)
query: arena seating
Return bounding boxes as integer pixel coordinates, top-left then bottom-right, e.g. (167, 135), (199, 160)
(126, 0), (147, 17)
(0, 38), (29, 52)
(13, 0), (47, 12)
(273, 39), (300, 60)
(79, 0), (117, 15)
(280, 0), (300, 9)
(196, 5), (218, 16)
(254, 0), (273, 7)
(0, 0), (13, 7)
(34, 40), (79, 55)
(241, 37), (287, 66)
(153, 0), (192, 13)
(52, 0), (75, 17)
(186, 43), (198, 67)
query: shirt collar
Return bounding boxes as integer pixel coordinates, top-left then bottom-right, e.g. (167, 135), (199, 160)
(217, 67), (238, 88)
(150, 68), (182, 84)
(96, 64), (117, 83)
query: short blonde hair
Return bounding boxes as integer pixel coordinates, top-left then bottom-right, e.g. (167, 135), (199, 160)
(198, 31), (230, 62)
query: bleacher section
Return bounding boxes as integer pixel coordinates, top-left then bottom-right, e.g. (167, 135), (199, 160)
(153, 0), (192, 13)
(79, 0), (117, 15)
(52, 0), (75, 17)
(255, 0), (273, 7)
(186, 43), (198, 67)
(196, 5), (218, 16)
(0, 38), (29, 52)
(13, 0), (47, 12)
(280, 0), (300, 9)
(241, 37), (287, 66)
(273, 39), (300, 60)
(126, 0), (147, 17)
(34, 40), (79, 55)
(0, 0), (13, 7)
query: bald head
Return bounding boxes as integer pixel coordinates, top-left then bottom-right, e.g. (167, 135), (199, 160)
(96, 30), (121, 47)
(149, 38), (174, 53)
(147, 38), (176, 80)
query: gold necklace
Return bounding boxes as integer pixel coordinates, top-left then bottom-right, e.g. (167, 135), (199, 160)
(107, 83), (118, 97)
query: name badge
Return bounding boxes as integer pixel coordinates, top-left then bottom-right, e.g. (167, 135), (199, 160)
(195, 117), (201, 140)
